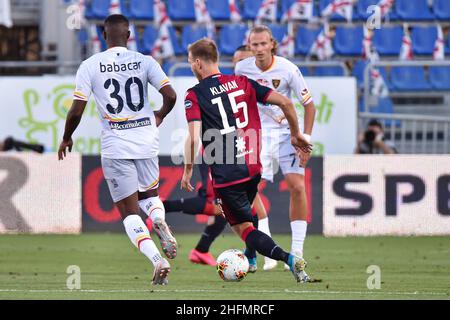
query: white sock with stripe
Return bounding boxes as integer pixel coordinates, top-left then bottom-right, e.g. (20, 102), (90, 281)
(291, 220), (307, 258)
(123, 214), (162, 267)
(258, 217), (272, 237)
(139, 196), (166, 222)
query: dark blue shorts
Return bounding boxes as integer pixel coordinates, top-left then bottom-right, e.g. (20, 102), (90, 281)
(214, 175), (261, 226)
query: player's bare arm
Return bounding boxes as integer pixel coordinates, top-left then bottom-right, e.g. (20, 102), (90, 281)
(265, 91), (312, 154)
(181, 121), (201, 192)
(154, 85), (177, 127)
(58, 99), (87, 160)
(299, 100), (316, 167)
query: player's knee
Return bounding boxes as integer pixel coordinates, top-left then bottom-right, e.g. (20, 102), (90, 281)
(288, 180), (306, 195)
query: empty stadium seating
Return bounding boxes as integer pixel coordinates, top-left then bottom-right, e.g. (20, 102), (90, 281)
(391, 67), (432, 91)
(90, 0), (110, 19)
(373, 26), (403, 56)
(163, 60), (194, 76)
(129, 0), (153, 20)
(433, 0), (450, 21)
(268, 24), (287, 43)
(219, 24), (248, 56)
(206, 0), (231, 21)
(429, 67), (450, 91)
(319, 0), (359, 21)
(352, 60), (368, 88)
(334, 25), (364, 56)
(395, 0), (435, 21)
(167, 0), (195, 20)
(411, 26), (438, 56)
(181, 25), (209, 53)
(295, 25), (321, 55)
(242, 0), (263, 20)
(314, 66), (345, 76)
(141, 25), (158, 54)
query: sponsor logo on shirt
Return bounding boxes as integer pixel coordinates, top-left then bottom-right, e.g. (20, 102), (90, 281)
(185, 100), (193, 109)
(256, 79), (270, 87)
(109, 117), (152, 130)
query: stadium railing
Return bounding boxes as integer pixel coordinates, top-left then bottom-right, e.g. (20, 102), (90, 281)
(359, 112), (450, 154)
(167, 60), (350, 77)
(362, 60), (450, 154)
(363, 60), (450, 112)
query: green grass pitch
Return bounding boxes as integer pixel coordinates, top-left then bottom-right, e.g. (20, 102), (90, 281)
(0, 234), (449, 300)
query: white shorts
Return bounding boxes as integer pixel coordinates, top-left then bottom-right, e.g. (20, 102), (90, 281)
(101, 157), (160, 203)
(261, 132), (305, 183)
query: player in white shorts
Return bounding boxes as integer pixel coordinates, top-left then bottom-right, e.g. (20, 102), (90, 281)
(58, 14), (177, 285)
(236, 25), (316, 281)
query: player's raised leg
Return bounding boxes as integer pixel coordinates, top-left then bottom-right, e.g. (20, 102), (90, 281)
(190, 215), (227, 266)
(103, 158), (170, 285)
(253, 192), (278, 271)
(217, 176), (307, 283)
(136, 158), (177, 259)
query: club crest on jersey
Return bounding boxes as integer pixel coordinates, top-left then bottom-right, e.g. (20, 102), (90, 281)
(185, 100), (193, 109)
(272, 79), (281, 89)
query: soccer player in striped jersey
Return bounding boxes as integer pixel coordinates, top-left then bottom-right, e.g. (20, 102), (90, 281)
(181, 38), (312, 283)
(235, 25), (317, 281)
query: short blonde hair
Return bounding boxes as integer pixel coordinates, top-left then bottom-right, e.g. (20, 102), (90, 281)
(188, 38), (219, 63)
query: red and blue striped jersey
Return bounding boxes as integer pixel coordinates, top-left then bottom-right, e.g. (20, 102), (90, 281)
(185, 73), (272, 188)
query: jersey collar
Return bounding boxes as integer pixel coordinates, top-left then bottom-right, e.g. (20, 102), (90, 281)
(107, 46), (128, 53)
(256, 56), (276, 73)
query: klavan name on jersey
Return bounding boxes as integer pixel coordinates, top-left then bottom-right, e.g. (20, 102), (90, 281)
(99, 61), (142, 73)
(210, 80), (238, 96)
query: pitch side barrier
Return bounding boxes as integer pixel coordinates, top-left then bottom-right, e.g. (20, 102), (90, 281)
(1, 154), (449, 235)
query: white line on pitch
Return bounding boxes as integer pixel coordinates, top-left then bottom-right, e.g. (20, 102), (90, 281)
(0, 289), (447, 296)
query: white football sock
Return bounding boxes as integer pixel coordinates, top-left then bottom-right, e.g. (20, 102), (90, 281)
(123, 214), (162, 267)
(258, 217), (272, 237)
(139, 196), (165, 222)
(291, 220), (307, 257)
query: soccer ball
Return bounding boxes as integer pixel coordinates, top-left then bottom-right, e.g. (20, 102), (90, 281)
(216, 249), (249, 282)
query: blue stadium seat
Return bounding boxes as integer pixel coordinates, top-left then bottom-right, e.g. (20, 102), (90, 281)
(91, 0), (110, 19)
(221, 67), (235, 75)
(429, 67), (450, 90)
(219, 24), (248, 56)
(295, 25), (321, 55)
(356, 0), (398, 21)
(334, 25), (364, 56)
(447, 37), (450, 55)
(319, 0), (358, 21)
(411, 26), (438, 55)
(163, 60), (193, 76)
(84, 0), (95, 19)
(242, 0), (263, 20)
(299, 66), (310, 77)
(181, 25), (209, 53)
(395, 0), (434, 21)
(391, 67), (431, 91)
(433, 0), (450, 20)
(206, 0), (231, 21)
(167, 0), (195, 21)
(314, 66), (345, 76)
(268, 24), (287, 43)
(280, 0), (319, 20)
(129, 0), (153, 20)
(359, 97), (399, 128)
(141, 25), (158, 54)
(352, 60), (368, 88)
(373, 26), (403, 56)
